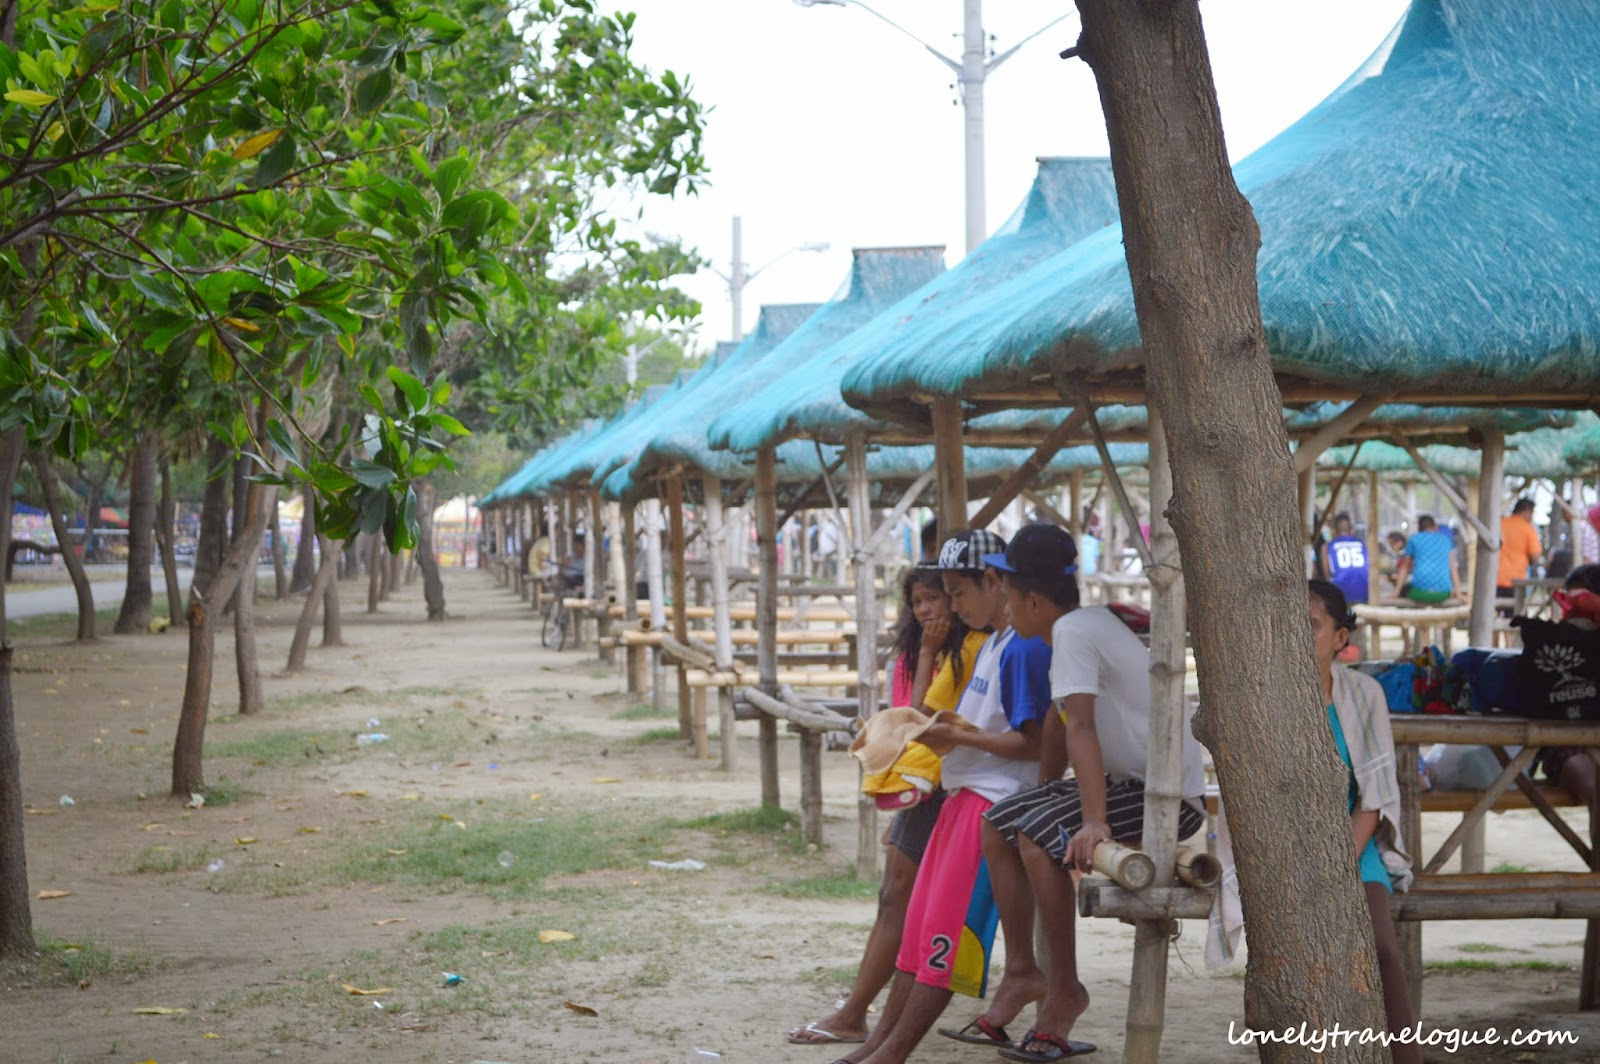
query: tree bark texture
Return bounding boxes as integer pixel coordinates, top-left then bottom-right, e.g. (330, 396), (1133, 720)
(289, 492), (316, 593)
(156, 459), (184, 627)
(190, 438), (231, 600)
(172, 478), (280, 795)
(31, 452), (95, 642)
(113, 431), (158, 634)
(232, 467), (264, 716)
(366, 534), (382, 613)
(0, 429), (35, 954)
(321, 533), (345, 646)
(270, 497), (288, 600)
(1074, 1), (1388, 1058)
(286, 536), (341, 674)
(415, 482), (447, 620)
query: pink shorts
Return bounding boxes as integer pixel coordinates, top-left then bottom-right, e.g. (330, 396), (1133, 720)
(895, 788), (1000, 998)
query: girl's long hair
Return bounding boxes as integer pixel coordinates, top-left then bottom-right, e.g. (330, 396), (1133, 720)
(893, 568), (970, 681)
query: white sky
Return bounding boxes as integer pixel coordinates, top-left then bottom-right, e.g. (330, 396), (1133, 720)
(597, 0), (1413, 355)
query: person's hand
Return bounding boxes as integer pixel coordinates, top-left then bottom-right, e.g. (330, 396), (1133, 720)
(918, 721), (965, 754)
(1064, 819), (1112, 872)
(919, 616), (951, 652)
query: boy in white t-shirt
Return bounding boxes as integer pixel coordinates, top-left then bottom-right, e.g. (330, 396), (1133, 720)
(838, 529), (1052, 1064)
(954, 524), (1205, 1061)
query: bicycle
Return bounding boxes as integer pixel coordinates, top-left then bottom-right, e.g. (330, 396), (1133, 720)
(541, 587), (570, 650)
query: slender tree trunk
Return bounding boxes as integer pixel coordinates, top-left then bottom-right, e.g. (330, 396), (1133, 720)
(322, 534), (345, 646)
(80, 473), (104, 565)
(232, 460), (264, 716)
(31, 452), (95, 641)
(155, 459), (184, 627)
(286, 537), (342, 674)
(416, 482), (447, 620)
(270, 497), (287, 600)
(114, 432), (158, 633)
(289, 492), (316, 593)
(0, 429), (35, 954)
(191, 438), (231, 599)
(1074, 2), (1388, 1058)
(366, 534), (382, 613)
(172, 477), (280, 795)
(385, 547), (399, 599)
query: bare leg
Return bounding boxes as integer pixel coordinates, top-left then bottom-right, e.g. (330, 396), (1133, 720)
(977, 819), (1047, 1027)
(837, 971), (916, 1064)
(1558, 751), (1599, 809)
(1365, 882), (1422, 1064)
(791, 846), (918, 1043)
(856, 979), (955, 1064)
(1019, 834), (1090, 1041)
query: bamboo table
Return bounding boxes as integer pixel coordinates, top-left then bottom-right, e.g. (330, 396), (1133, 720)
(1392, 714), (1600, 1012)
(1511, 577), (1564, 621)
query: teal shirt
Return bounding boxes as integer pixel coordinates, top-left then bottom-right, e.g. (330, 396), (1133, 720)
(1327, 703), (1392, 892)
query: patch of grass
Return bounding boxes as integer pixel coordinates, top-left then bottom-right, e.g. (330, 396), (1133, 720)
(613, 702), (675, 721)
(330, 803), (672, 898)
(8, 597), (170, 642)
(198, 774), (247, 806)
(1455, 942), (1516, 954)
(207, 729), (335, 765)
(766, 870), (879, 900)
(680, 805), (805, 853)
(1490, 862), (1531, 874)
(0, 931), (160, 987)
(632, 726), (687, 745)
(1425, 958), (1572, 972)
(123, 842), (223, 874)
(809, 963), (861, 990)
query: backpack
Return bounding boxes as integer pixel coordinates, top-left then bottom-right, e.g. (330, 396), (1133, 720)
(1511, 618), (1600, 721)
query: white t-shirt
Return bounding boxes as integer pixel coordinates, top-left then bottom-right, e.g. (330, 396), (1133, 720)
(942, 627), (1047, 804)
(1050, 607), (1205, 799)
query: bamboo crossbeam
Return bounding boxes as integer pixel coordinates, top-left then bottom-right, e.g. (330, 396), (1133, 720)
(738, 686), (854, 733)
(1420, 786), (1581, 813)
(689, 668), (857, 688)
(1093, 842), (1156, 891)
(1390, 716), (1600, 748)
(1392, 888), (1600, 921)
(1078, 880), (1214, 921)
(619, 628), (852, 648)
(1175, 845), (1223, 889)
(635, 605), (853, 629)
(1413, 872), (1600, 893)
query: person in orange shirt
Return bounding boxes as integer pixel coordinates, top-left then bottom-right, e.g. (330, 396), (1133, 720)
(1496, 498), (1544, 604)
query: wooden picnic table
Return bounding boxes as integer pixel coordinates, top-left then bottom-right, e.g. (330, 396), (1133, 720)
(1392, 714), (1600, 1011)
(1511, 576), (1565, 620)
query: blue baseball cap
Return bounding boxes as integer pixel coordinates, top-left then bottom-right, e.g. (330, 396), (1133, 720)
(982, 522), (1078, 577)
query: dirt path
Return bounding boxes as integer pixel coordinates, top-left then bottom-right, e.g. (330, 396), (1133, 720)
(3, 568), (1599, 1063)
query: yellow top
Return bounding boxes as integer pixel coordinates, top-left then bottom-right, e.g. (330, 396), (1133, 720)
(923, 631), (992, 713)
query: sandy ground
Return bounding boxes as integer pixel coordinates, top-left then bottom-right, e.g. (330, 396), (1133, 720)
(3, 568), (1600, 1064)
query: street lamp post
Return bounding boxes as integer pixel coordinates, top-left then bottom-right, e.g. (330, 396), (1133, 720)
(713, 215), (828, 341)
(796, 0), (1070, 254)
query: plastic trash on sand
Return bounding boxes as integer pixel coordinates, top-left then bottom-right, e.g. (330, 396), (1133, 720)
(58, 795), (75, 807)
(496, 851), (515, 869)
(687, 1050), (722, 1061)
(442, 972), (463, 987)
(206, 859), (225, 874)
(649, 859), (707, 872)
(356, 733), (390, 746)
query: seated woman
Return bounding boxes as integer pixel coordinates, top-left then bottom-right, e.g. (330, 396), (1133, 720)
(1534, 564), (1600, 804)
(788, 566), (983, 1046)
(1308, 579), (1422, 1064)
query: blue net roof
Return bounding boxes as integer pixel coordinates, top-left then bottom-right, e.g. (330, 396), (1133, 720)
(1320, 412), (1599, 479)
(1566, 421), (1600, 469)
(842, 0), (1600, 417)
(707, 159), (1119, 452)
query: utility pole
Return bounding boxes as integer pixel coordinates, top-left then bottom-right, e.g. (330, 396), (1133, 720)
(960, 0), (986, 255)
(730, 215), (747, 341)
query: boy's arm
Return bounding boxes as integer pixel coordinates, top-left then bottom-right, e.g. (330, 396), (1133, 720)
(1038, 709), (1068, 783)
(1059, 693), (1111, 870)
(924, 719), (1041, 762)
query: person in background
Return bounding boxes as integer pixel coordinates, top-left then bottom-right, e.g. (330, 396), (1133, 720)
(919, 518), (940, 564)
(1382, 531), (1410, 596)
(1396, 515), (1459, 604)
(789, 568), (980, 1047)
(1532, 564), (1600, 815)
(1078, 511), (1102, 577)
(1306, 580), (1421, 1064)
(1496, 497), (1544, 604)
(1582, 505), (1600, 568)
(1322, 512), (1371, 607)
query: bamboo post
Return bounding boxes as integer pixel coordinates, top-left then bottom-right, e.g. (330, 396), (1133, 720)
(1367, 470), (1382, 657)
(1125, 408), (1184, 1064)
(667, 476), (695, 746)
(1396, 741), (1424, 1013)
(1584, 770), (1600, 1009)
(589, 489), (608, 658)
(755, 446), (782, 809)
(1468, 431), (1505, 649)
(846, 435), (879, 876)
(1094, 841), (1157, 891)
(622, 504), (645, 694)
(643, 498), (668, 714)
(931, 397), (968, 539)
(703, 475), (738, 772)
(1068, 471), (1083, 535)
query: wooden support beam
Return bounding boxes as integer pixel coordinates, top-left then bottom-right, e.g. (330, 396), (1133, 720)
(1290, 393), (1390, 474)
(1469, 430), (1506, 648)
(969, 408), (1090, 529)
(1079, 880), (1214, 921)
(1422, 745), (1538, 874)
(1022, 489), (1073, 530)
(703, 474), (738, 772)
(1392, 889), (1600, 921)
(667, 476), (693, 747)
(755, 446), (782, 809)
(1395, 435), (1499, 547)
(846, 435), (880, 882)
(1391, 716), (1600, 748)
(931, 397), (968, 539)
(1085, 403), (1155, 573)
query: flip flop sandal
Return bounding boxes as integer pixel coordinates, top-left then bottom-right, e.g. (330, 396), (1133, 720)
(999, 1029), (1098, 1062)
(787, 1022), (867, 1045)
(936, 1015), (1014, 1046)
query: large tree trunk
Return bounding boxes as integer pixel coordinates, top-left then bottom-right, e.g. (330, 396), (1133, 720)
(113, 432), (158, 634)
(172, 477), (280, 795)
(1074, 2), (1388, 1059)
(231, 459), (263, 715)
(155, 459), (184, 627)
(31, 452), (95, 641)
(288, 492), (316, 593)
(269, 497), (287, 600)
(322, 534), (345, 646)
(415, 483), (447, 620)
(0, 429), (35, 954)
(285, 537), (342, 674)
(190, 438), (231, 599)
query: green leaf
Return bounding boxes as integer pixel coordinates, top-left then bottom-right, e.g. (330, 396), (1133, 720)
(432, 156), (470, 202)
(430, 412), (470, 436)
(386, 486), (419, 551)
(254, 131), (296, 189)
(351, 459), (397, 489)
(385, 366), (428, 412)
(355, 69), (393, 115)
(265, 419), (299, 467)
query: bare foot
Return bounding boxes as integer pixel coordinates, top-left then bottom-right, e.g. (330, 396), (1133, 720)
(1030, 982), (1090, 1043)
(788, 1012), (869, 1045)
(986, 967), (1047, 1028)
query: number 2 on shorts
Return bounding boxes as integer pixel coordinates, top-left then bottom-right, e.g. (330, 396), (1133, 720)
(927, 933), (953, 971)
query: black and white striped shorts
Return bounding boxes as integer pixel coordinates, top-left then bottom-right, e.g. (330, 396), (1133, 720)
(984, 778), (1205, 862)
